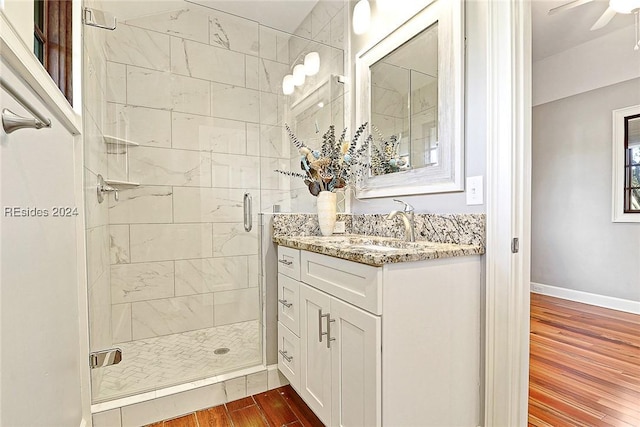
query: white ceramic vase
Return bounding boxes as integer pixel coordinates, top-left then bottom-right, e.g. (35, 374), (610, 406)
(317, 191), (337, 236)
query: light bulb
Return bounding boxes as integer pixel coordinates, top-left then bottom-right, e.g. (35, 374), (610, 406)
(610, 0), (640, 14)
(282, 75), (295, 95)
(353, 0), (371, 35)
(376, 0), (393, 11)
(304, 52), (320, 76)
(293, 64), (306, 86)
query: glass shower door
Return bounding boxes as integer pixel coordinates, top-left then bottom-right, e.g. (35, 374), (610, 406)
(83, 0), (264, 403)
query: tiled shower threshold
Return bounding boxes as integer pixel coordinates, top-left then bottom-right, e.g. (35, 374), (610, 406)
(91, 320), (262, 412)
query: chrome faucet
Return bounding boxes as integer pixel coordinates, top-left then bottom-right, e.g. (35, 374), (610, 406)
(386, 199), (415, 242)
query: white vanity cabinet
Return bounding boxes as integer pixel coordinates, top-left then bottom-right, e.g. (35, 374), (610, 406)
(299, 280), (381, 426)
(277, 245), (481, 427)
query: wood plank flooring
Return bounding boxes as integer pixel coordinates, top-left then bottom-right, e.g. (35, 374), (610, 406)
(150, 293), (639, 427)
(529, 294), (640, 427)
(147, 385), (324, 427)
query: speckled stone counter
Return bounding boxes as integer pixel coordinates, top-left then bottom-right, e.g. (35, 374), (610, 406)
(273, 234), (484, 266)
(271, 213), (485, 266)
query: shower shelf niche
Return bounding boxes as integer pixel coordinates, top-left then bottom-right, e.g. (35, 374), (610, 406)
(100, 134), (140, 203)
(96, 174), (139, 204)
(103, 179), (139, 188)
(103, 135), (140, 147)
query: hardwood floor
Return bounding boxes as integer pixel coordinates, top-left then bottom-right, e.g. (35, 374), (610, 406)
(529, 294), (640, 426)
(147, 385), (324, 427)
(149, 293), (639, 427)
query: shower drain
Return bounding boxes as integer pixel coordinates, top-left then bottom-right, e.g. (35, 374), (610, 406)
(214, 347), (230, 355)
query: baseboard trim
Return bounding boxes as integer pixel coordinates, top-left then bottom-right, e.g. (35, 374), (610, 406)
(531, 282), (640, 315)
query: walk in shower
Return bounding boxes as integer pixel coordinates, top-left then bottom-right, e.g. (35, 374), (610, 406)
(82, 0), (346, 404)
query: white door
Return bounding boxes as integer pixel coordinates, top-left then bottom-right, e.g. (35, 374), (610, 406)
(330, 297), (381, 427)
(299, 283), (332, 425)
(1, 59), (85, 426)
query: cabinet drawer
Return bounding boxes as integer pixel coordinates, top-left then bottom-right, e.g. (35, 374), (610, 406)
(277, 246), (300, 281)
(301, 250), (382, 315)
(277, 322), (300, 390)
(278, 274), (300, 335)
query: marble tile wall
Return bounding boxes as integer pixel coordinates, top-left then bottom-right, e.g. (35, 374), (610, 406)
(282, 0), (348, 214)
(101, 0), (351, 344)
(100, 3), (261, 344)
(84, 3), (347, 408)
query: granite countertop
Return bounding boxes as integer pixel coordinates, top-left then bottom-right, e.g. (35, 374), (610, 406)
(273, 234), (485, 267)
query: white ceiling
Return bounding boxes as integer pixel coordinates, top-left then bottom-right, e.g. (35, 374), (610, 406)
(532, 0), (636, 61)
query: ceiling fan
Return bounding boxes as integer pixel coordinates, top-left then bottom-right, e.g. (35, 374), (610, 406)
(548, 0), (640, 30)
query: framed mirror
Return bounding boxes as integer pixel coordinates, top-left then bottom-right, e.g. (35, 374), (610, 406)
(612, 104), (640, 222)
(355, 0), (464, 198)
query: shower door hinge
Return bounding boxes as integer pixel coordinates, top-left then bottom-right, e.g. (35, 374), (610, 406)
(511, 237), (519, 254)
(90, 348), (123, 369)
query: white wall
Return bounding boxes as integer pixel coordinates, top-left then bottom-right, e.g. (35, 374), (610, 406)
(532, 77), (640, 302)
(349, 0), (487, 214)
(532, 23), (640, 303)
(1, 13), (87, 427)
(0, 0), (33, 47)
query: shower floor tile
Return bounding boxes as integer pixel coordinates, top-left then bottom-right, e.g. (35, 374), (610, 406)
(92, 320), (262, 403)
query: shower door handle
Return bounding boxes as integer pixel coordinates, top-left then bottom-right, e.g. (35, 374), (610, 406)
(244, 192), (252, 232)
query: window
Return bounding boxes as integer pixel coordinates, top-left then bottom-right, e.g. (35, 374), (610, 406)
(34, 0), (73, 105)
(624, 113), (640, 213)
(612, 105), (640, 222)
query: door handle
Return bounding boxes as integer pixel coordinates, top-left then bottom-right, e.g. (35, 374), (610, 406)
(279, 349), (293, 362)
(326, 316), (336, 349)
(278, 298), (292, 308)
(319, 310), (336, 348)
(243, 192), (252, 232)
(319, 310), (329, 343)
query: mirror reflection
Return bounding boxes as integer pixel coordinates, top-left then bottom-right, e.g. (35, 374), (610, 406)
(625, 114), (640, 212)
(370, 22), (438, 176)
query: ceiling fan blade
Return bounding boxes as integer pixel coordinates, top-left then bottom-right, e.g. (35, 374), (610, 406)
(548, 0), (594, 15)
(590, 7), (617, 30)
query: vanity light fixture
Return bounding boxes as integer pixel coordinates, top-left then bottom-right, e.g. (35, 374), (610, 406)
(376, 0), (394, 12)
(304, 52), (320, 76)
(282, 51), (321, 94)
(282, 75), (295, 95)
(609, 0), (640, 14)
(353, 0), (371, 35)
(293, 64), (306, 86)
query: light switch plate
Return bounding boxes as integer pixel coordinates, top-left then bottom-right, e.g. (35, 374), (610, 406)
(466, 176), (484, 205)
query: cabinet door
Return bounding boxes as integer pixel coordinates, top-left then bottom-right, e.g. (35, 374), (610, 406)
(299, 283), (332, 425)
(330, 298), (381, 427)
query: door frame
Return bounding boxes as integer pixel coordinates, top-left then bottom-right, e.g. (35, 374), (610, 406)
(483, 0), (532, 425)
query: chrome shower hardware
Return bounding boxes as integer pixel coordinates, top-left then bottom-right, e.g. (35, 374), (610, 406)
(97, 174), (118, 203)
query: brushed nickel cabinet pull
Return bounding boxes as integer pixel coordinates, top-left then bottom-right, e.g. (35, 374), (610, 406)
(279, 349), (293, 362)
(278, 298), (293, 308)
(326, 316), (336, 348)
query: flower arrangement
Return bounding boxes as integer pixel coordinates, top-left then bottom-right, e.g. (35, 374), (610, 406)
(275, 123), (372, 196)
(370, 128), (409, 176)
